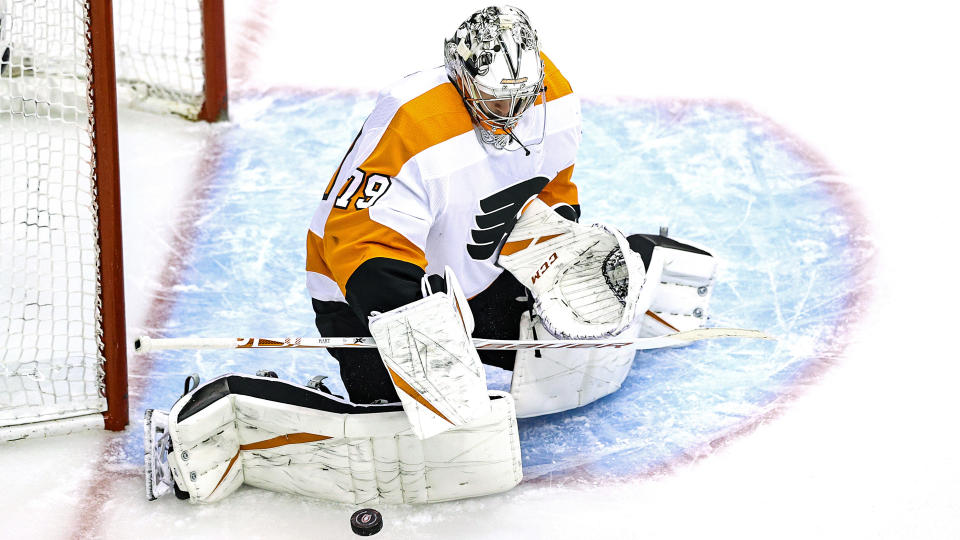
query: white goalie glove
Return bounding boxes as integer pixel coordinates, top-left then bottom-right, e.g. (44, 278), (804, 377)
(498, 199), (662, 339)
(504, 222), (719, 417)
(368, 267), (490, 440)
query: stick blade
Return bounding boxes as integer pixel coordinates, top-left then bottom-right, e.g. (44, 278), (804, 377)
(671, 327), (775, 342)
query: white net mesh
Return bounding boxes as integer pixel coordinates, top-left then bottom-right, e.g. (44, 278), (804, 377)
(114, 0), (206, 119)
(1, 0), (211, 435)
(0, 0), (105, 427)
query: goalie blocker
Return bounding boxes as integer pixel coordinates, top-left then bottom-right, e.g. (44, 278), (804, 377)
(368, 267), (491, 440)
(145, 373), (521, 504)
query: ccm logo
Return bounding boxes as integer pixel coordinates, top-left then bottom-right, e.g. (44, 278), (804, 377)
(531, 253), (558, 285)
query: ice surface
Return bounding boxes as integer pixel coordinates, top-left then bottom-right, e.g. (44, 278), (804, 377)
(3, 1), (959, 538)
(116, 92), (869, 487)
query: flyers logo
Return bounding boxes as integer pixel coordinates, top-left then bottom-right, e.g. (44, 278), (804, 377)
(467, 176), (550, 260)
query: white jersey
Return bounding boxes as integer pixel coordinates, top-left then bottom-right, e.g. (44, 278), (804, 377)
(307, 53), (581, 302)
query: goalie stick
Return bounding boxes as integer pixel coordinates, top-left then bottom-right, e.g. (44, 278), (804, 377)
(134, 328), (772, 354)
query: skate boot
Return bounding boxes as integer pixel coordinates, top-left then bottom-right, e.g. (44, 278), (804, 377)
(144, 408), (185, 500)
(145, 375), (200, 501)
(306, 375), (343, 399)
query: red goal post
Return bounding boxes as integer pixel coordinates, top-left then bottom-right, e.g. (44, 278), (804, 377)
(89, 0), (128, 433)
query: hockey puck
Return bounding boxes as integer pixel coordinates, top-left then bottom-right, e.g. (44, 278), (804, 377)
(350, 508), (383, 536)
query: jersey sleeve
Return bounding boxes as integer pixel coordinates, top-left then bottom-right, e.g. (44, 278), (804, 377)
(537, 164), (580, 220)
(322, 167), (430, 284)
(325, 152), (433, 321)
(308, 102), (454, 324)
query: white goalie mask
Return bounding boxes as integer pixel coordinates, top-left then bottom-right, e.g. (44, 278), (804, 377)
(444, 6), (546, 150)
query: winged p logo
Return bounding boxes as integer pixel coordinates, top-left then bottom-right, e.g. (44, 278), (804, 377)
(467, 176), (550, 260)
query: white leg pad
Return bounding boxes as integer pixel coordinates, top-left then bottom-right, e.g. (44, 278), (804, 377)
(640, 241), (718, 337)
(509, 312), (636, 417)
(164, 375), (522, 504)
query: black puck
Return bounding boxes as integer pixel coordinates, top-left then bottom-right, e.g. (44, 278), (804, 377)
(350, 508), (383, 536)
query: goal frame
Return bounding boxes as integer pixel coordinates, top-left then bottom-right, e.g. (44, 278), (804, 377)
(90, 0), (128, 432)
(93, 0), (228, 430)
(2, 0), (227, 439)
(197, 0), (228, 122)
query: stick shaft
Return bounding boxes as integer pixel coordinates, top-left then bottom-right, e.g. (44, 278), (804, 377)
(134, 328), (771, 354)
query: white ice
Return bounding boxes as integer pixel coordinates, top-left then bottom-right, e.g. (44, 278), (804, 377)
(2, 1), (958, 538)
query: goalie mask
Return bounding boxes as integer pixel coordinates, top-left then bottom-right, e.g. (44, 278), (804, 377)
(444, 6), (546, 150)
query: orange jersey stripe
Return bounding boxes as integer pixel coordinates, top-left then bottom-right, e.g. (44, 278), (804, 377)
(538, 52), (574, 105)
(537, 164), (578, 208)
(323, 209), (428, 294)
(360, 83), (473, 176)
(306, 229), (335, 281)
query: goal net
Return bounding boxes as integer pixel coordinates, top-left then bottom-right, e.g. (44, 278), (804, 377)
(114, 0), (226, 121)
(1, 0), (225, 441)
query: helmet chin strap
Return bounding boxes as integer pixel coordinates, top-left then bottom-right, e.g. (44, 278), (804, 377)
(461, 83), (548, 155)
(504, 126), (531, 156)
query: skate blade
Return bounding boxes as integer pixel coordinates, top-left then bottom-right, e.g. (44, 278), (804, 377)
(144, 408), (172, 501)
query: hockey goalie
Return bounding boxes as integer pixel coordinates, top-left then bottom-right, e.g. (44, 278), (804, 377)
(146, 5), (718, 505)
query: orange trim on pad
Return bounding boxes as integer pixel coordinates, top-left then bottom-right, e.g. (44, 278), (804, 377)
(212, 432), (333, 495)
(387, 368), (454, 425)
(645, 310), (680, 333)
(535, 233), (564, 245)
(240, 433), (332, 451)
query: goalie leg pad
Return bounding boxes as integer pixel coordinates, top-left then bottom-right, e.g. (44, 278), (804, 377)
(509, 312), (636, 417)
(368, 268), (490, 440)
(627, 234), (718, 337)
(160, 374), (522, 504)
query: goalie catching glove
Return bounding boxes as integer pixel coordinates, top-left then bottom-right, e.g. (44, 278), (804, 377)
(498, 199), (663, 339)
(502, 213), (719, 417)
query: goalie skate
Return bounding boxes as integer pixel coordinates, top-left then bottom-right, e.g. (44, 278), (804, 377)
(144, 408), (177, 501)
